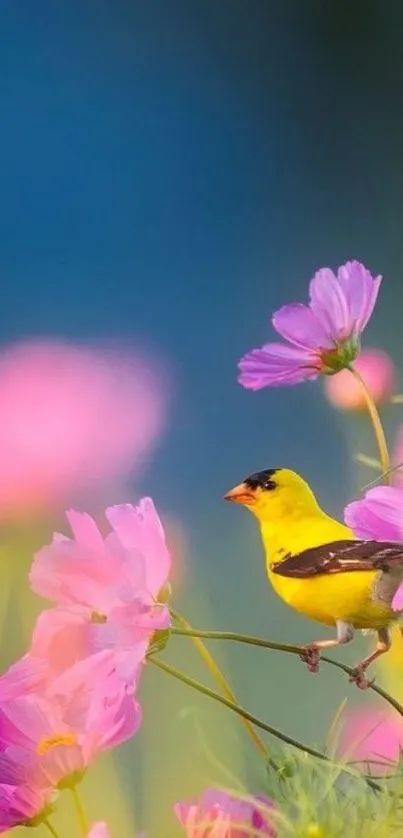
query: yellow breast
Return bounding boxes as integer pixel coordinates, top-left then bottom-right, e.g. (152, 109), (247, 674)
(267, 565), (394, 629)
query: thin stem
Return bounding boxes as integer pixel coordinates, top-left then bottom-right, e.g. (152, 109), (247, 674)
(170, 627), (403, 717)
(362, 460), (403, 491)
(349, 365), (390, 481)
(43, 821), (60, 838)
(150, 656), (381, 793)
(150, 655), (327, 760)
(71, 786), (89, 837)
(170, 609), (267, 757)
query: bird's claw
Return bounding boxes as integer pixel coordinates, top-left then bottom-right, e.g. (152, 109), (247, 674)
(300, 644), (321, 674)
(348, 666), (375, 690)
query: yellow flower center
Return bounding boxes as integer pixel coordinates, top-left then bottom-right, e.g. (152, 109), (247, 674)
(306, 825), (325, 838)
(90, 610), (107, 623)
(37, 732), (77, 756)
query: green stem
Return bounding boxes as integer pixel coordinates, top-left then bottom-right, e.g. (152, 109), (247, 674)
(43, 822), (60, 838)
(362, 460), (403, 491)
(170, 627), (403, 717)
(71, 786), (89, 837)
(150, 656), (381, 793)
(349, 365), (390, 481)
(150, 655), (327, 760)
(170, 609), (267, 757)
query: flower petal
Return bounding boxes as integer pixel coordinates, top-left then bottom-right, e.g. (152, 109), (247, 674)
(31, 606), (94, 678)
(344, 486), (403, 541)
(30, 536), (123, 611)
(273, 303), (334, 350)
(339, 708), (403, 765)
(392, 583), (403, 611)
(65, 511), (106, 553)
(337, 261), (382, 334)
(0, 655), (47, 701)
(106, 499), (171, 599)
(309, 268), (352, 340)
(238, 343), (319, 389)
(175, 789), (276, 837)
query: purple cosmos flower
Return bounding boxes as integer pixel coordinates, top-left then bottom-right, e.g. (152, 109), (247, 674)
(174, 788), (276, 837)
(344, 486), (403, 610)
(239, 260), (381, 389)
(344, 486), (403, 543)
(0, 752), (51, 832)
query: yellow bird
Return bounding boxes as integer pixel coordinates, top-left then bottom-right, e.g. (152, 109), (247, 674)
(225, 467), (403, 688)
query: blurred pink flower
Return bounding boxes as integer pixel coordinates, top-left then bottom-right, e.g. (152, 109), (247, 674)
(0, 339), (168, 520)
(324, 348), (396, 411)
(87, 826), (110, 838)
(0, 666), (139, 791)
(87, 827), (146, 838)
(339, 708), (403, 767)
(175, 789), (276, 837)
(29, 501), (171, 685)
(239, 261), (381, 389)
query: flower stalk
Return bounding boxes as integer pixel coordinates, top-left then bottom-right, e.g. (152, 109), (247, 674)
(71, 787), (89, 837)
(170, 626), (403, 718)
(349, 365), (390, 481)
(171, 609), (267, 757)
(150, 656), (382, 793)
(43, 821), (60, 838)
(150, 655), (327, 760)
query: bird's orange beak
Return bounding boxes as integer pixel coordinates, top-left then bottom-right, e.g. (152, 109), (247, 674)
(224, 482), (256, 505)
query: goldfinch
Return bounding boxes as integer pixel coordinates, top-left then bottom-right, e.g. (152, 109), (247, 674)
(225, 468), (403, 688)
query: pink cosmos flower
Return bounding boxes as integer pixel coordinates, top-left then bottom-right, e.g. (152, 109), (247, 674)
(339, 708), (403, 768)
(239, 261), (381, 389)
(0, 339), (168, 520)
(0, 759), (51, 833)
(344, 485), (403, 610)
(0, 647), (126, 706)
(174, 789), (276, 837)
(29, 500), (171, 684)
(324, 348), (396, 411)
(0, 654), (48, 701)
(0, 669), (139, 792)
(344, 485), (403, 543)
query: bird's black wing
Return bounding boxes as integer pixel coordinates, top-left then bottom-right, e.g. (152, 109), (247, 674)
(270, 539), (403, 578)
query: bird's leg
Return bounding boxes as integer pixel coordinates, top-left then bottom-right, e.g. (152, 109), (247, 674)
(349, 628), (391, 690)
(300, 621), (354, 674)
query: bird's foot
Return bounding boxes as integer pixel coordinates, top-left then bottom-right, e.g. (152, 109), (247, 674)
(348, 665), (375, 690)
(300, 644), (321, 674)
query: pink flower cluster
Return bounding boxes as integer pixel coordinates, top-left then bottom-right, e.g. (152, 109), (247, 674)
(175, 789), (276, 837)
(0, 498), (171, 831)
(87, 789), (276, 838)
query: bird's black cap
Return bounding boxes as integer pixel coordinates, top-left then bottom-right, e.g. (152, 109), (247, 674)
(244, 468), (279, 491)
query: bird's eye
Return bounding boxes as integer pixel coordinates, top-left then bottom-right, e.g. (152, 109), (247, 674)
(263, 479), (277, 491)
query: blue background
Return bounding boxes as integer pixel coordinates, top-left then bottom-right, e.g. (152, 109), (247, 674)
(2, 2), (403, 834)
